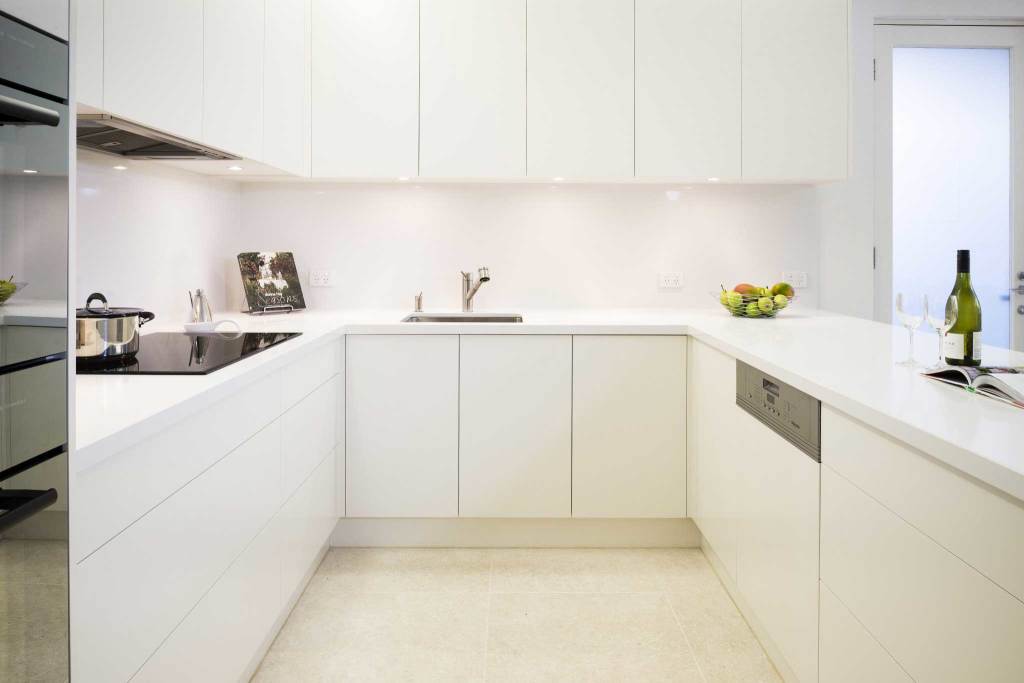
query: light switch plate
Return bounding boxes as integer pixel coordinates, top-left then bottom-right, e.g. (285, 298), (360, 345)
(782, 271), (808, 289)
(310, 269), (335, 287)
(658, 272), (683, 289)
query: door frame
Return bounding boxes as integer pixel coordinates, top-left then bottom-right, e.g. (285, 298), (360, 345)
(873, 24), (1024, 350)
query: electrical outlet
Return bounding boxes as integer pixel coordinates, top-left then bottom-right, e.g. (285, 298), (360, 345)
(658, 272), (683, 289)
(782, 271), (808, 289)
(309, 269), (335, 287)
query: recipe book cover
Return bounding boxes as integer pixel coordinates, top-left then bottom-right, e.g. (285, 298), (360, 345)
(237, 251), (307, 312)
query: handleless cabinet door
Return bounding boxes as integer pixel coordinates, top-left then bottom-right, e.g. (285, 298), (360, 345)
(204, 0), (265, 161)
(459, 335), (572, 517)
(742, 0), (848, 181)
(420, 0), (526, 178)
(346, 335), (459, 517)
(312, 0), (419, 178)
(75, 0), (104, 108)
(526, 0), (634, 178)
(572, 336), (686, 517)
(264, 0), (312, 176)
(104, 0), (204, 140)
(635, 0), (740, 179)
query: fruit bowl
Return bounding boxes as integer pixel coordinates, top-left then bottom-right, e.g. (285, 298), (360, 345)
(716, 283), (795, 319)
(0, 280), (28, 305)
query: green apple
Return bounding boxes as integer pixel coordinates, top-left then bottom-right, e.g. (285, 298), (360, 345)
(719, 288), (729, 305)
(745, 302), (761, 317)
(757, 287), (771, 298)
(757, 296), (774, 313)
(726, 291), (744, 311)
(773, 294), (788, 309)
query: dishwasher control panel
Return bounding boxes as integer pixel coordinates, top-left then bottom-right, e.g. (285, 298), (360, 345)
(736, 361), (821, 462)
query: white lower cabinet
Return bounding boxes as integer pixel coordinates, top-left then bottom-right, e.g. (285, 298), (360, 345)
(72, 420), (282, 683)
(279, 452), (336, 605)
(459, 335), (572, 517)
(819, 582), (911, 683)
(736, 412), (819, 683)
(821, 465), (1024, 682)
(346, 335), (460, 517)
(572, 336), (686, 517)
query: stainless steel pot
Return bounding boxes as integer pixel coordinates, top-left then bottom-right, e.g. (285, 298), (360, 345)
(75, 292), (155, 360)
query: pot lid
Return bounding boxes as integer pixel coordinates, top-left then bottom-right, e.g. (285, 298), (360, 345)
(75, 292), (150, 319)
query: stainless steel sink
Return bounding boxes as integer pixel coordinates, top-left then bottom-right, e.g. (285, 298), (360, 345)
(401, 313), (524, 323)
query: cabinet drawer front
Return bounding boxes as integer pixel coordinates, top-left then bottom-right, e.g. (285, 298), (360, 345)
(72, 371), (282, 562)
(281, 339), (340, 409)
(572, 335), (686, 517)
(823, 406), (1024, 601)
(72, 421), (281, 683)
(819, 582), (910, 683)
(133, 520), (281, 683)
(459, 335), (572, 517)
(821, 466), (1024, 682)
(282, 377), (338, 499)
(279, 453), (335, 603)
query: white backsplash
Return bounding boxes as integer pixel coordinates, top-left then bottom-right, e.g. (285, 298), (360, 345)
(77, 152), (822, 319)
(229, 182), (821, 313)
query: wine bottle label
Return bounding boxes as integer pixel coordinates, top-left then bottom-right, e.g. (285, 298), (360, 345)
(944, 332), (965, 360)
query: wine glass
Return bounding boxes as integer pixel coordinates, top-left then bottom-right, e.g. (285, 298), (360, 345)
(924, 294), (957, 369)
(895, 293), (925, 367)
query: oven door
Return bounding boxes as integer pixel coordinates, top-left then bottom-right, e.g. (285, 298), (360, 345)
(0, 12), (70, 683)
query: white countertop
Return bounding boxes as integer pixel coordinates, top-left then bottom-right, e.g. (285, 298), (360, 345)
(75, 307), (1024, 502)
(1, 299), (67, 327)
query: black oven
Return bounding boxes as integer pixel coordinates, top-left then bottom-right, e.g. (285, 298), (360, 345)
(0, 9), (70, 682)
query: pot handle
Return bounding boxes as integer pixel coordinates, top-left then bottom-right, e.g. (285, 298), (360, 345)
(139, 311), (156, 326)
(86, 292), (108, 311)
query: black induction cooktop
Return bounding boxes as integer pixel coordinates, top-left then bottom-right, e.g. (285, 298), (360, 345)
(76, 332), (301, 375)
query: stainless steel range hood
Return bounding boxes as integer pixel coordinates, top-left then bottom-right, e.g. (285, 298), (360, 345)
(76, 114), (240, 160)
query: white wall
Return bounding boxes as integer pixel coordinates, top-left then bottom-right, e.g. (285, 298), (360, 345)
(228, 182), (821, 312)
(76, 151), (241, 321)
(817, 0), (1024, 320)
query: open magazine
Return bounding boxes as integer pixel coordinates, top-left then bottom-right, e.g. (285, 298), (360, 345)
(923, 366), (1024, 408)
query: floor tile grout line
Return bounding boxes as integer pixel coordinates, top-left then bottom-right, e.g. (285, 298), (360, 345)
(666, 590), (709, 683)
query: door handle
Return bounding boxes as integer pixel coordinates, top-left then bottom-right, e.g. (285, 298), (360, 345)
(0, 95), (61, 127)
(0, 488), (58, 535)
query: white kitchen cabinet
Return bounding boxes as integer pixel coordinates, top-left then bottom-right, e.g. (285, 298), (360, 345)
(420, 0), (526, 177)
(279, 452), (336, 605)
(635, 0), (740, 179)
(282, 377), (337, 500)
(572, 336), (686, 517)
(311, 0), (419, 178)
(346, 335), (459, 517)
(75, 0), (104, 108)
(203, 0), (265, 161)
(526, 0), (634, 178)
(104, 0), (204, 140)
(459, 335), (571, 517)
(0, 0), (68, 39)
(264, 0), (312, 176)
(741, 0), (848, 181)
(819, 582), (911, 683)
(821, 465), (1024, 682)
(72, 420), (282, 683)
(687, 338), (742, 579)
(736, 408), (819, 683)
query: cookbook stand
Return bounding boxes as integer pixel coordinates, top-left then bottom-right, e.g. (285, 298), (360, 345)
(245, 304), (297, 316)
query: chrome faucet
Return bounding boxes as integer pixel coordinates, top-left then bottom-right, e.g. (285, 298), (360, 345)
(461, 267), (490, 312)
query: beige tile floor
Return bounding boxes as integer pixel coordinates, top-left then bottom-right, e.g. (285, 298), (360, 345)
(254, 548), (781, 683)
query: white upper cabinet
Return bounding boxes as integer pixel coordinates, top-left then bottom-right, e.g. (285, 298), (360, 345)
(420, 0), (526, 178)
(312, 0), (419, 178)
(635, 0), (741, 180)
(526, 0), (634, 179)
(203, 0), (265, 161)
(742, 0), (848, 181)
(75, 0), (104, 109)
(263, 0), (312, 176)
(104, 0), (204, 140)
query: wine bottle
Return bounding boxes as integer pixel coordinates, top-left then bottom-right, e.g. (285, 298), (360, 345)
(944, 249), (982, 366)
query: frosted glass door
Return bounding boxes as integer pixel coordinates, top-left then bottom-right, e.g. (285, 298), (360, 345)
(875, 26), (1024, 352)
